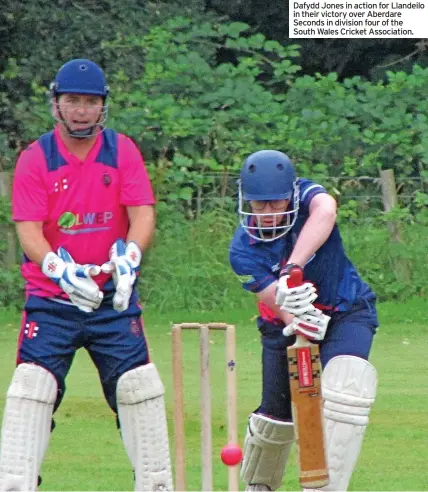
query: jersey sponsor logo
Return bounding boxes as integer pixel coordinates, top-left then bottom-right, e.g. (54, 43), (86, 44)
(58, 210), (114, 234)
(271, 262), (281, 272)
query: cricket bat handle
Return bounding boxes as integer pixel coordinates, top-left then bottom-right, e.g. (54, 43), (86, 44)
(287, 267), (309, 347)
(286, 266), (304, 288)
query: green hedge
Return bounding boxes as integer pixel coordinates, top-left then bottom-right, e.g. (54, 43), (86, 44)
(2, 212), (425, 311)
(140, 214), (427, 310)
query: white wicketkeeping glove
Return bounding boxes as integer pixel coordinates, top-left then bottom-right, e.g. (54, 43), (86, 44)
(276, 274), (318, 316)
(283, 309), (331, 341)
(101, 239), (142, 312)
(42, 247), (103, 312)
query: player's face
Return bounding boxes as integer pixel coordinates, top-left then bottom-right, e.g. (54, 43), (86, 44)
(249, 199), (290, 226)
(56, 93), (104, 133)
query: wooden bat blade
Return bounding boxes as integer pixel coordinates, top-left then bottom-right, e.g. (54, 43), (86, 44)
(287, 339), (329, 488)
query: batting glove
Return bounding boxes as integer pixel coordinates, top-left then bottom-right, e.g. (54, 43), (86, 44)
(275, 264), (318, 316)
(283, 309), (331, 341)
(42, 247), (103, 312)
(101, 239), (142, 312)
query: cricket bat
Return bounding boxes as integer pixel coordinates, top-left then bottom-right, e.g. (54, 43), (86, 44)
(286, 267), (329, 488)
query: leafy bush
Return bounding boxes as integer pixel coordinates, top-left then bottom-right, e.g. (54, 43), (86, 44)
(138, 210), (247, 312)
(138, 212), (427, 311)
(0, 210), (426, 311)
(0, 265), (23, 310)
(340, 222), (427, 301)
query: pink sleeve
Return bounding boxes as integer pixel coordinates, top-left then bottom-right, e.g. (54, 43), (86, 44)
(119, 136), (156, 206)
(12, 144), (48, 222)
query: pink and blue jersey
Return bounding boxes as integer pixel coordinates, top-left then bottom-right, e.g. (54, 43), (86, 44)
(12, 126), (155, 299)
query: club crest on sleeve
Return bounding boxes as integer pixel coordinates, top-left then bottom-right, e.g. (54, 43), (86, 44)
(103, 173), (112, 187)
(24, 321), (39, 339)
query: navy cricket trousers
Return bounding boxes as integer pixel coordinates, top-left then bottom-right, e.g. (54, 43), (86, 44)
(17, 295), (150, 413)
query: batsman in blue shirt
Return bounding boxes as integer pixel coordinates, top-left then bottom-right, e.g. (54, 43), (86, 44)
(229, 150), (379, 491)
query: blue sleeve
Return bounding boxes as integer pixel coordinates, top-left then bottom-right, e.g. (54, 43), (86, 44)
(298, 179), (328, 212)
(229, 249), (276, 293)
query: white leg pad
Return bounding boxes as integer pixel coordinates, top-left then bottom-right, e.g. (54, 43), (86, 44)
(117, 363), (173, 492)
(305, 356), (377, 492)
(240, 413), (294, 491)
(0, 363), (57, 492)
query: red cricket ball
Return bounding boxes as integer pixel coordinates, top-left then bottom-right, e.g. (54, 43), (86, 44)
(220, 443), (243, 466)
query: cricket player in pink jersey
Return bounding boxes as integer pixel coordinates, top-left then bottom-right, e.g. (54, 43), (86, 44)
(0, 59), (173, 491)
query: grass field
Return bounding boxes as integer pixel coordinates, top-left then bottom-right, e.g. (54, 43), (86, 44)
(0, 298), (427, 491)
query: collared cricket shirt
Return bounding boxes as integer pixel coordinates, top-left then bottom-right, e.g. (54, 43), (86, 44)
(229, 178), (375, 324)
(12, 126), (155, 298)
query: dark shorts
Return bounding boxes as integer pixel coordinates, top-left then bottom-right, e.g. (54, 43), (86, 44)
(256, 299), (379, 420)
(17, 295), (150, 413)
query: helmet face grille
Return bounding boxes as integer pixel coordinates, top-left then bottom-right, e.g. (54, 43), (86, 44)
(238, 181), (300, 242)
(50, 99), (109, 139)
(238, 150), (299, 242)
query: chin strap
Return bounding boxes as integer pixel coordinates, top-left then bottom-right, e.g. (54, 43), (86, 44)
(66, 124), (99, 139)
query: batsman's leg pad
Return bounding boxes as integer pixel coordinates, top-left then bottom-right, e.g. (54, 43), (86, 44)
(314, 355), (378, 492)
(117, 363), (173, 492)
(240, 413), (294, 491)
(0, 363), (57, 491)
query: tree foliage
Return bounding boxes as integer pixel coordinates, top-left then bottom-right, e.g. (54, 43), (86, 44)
(1, 7), (427, 307)
(0, 0), (218, 162)
(4, 16), (428, 223)
(205, 0), (428, 78)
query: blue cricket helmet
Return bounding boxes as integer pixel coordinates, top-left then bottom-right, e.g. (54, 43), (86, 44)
(50, 59), (109, 98)
(238, 150), (299, 242)
(240, 150), (296, 201)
